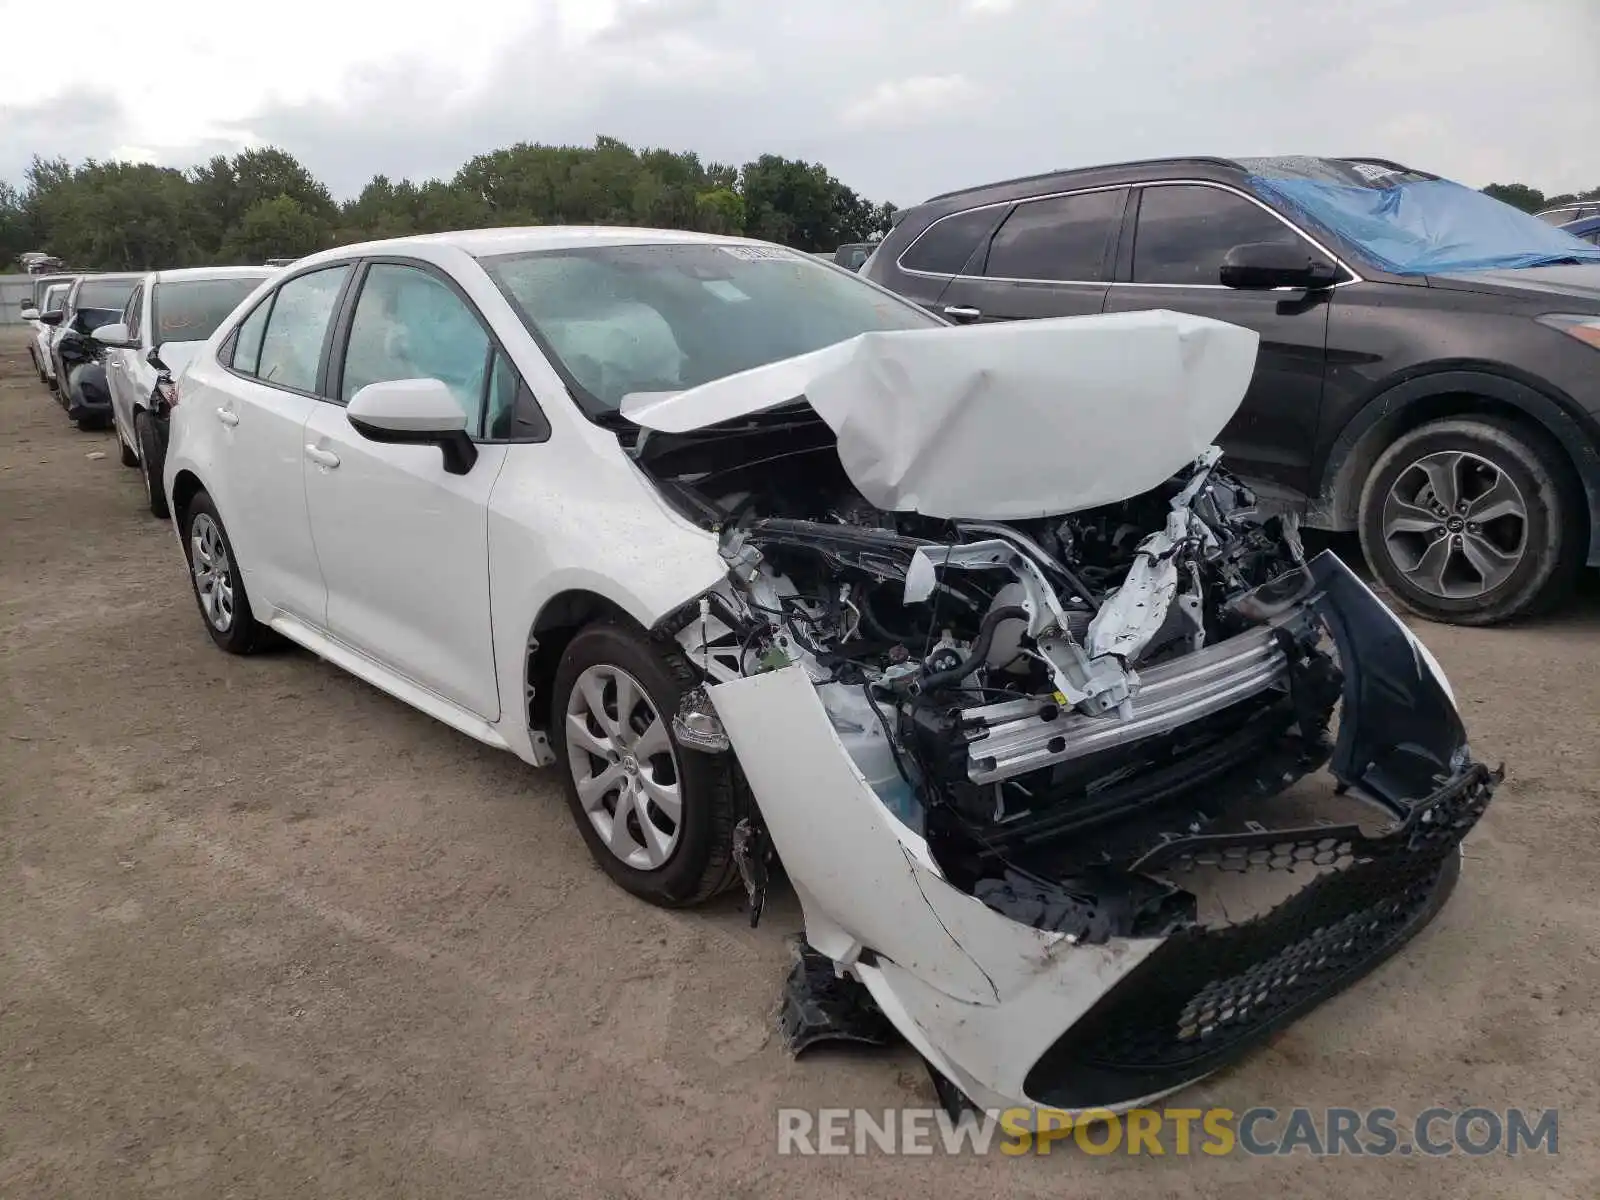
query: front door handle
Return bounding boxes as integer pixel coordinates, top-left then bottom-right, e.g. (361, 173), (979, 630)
(216, 407), (239, 427)
(304, 445), (341, 469)
(943, 305), (982, 323)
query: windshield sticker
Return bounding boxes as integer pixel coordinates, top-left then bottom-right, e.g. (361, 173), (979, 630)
(718, 245), (798, 262)
(702, 279), (751, 303)
(1349, 161), (1405, 186)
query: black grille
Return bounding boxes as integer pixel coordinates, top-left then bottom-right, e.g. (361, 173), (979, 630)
(1023, 763), (1496, 1110)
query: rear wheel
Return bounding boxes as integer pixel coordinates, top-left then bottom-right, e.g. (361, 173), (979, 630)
(181, 491), (271, 654)
(550, 621), (741, 907)
(1359, 416), (1581, 625)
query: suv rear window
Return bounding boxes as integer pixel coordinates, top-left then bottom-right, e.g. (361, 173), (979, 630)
(984, 189), (1125, 282)
(899, 208), (1003, 275)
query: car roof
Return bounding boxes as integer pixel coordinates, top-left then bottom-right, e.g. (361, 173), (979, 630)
(291, 225), (771, 268)
(911, 154), (1428, 212)
(148, 266), (276, 284)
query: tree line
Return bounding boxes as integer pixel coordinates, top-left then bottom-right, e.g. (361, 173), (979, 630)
(0, 137), (898, 272)
(1482, 181), (1600, 216)
(1, 138), (1593, 274)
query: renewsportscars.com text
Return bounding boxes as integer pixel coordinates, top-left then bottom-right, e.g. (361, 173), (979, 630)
(776, 1106), (1559, 1157)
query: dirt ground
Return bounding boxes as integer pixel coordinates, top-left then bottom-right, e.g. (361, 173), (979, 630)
(2, 323), (1597, 1199)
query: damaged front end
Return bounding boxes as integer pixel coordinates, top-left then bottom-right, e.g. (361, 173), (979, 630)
(630, 313), (1497, 1115)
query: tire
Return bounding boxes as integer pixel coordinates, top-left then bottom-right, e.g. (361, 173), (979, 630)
(135, 412), (170, 517)
(550, 621), (742, 908)
(180, 491), (271, 654)
(1358, 416), (1582, 625)
(118, 424), (140, 468)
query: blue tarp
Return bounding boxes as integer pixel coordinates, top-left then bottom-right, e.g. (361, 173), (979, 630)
(1247, 175), (1600, 276)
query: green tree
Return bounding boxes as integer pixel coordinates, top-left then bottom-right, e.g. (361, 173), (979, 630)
(220, 195), (329, 263)
(694, 187), (745, 235)
(7, 135), (906, 269)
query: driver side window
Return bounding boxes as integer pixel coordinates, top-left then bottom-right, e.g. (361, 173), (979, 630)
(340, 263), (491, 435)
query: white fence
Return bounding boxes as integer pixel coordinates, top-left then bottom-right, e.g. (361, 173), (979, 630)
(0, 275), (39, 325)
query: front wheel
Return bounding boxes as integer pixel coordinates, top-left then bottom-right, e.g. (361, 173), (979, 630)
(136, 412), (170, 518)
(181, 491), (272, 654)
(1358, 416), (1581, 625)
(550, 622), (742, 907)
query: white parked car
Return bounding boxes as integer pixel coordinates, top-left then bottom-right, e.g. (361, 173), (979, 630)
(93, 266), (275, 516)
(163, 227), (1496, 1118)
(26, 280), (74, 385)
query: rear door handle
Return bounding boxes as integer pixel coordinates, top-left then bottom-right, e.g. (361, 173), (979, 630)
(304, 445), (340, 469)
(216, 408), (239, 427)
(942, 305), (982, 322)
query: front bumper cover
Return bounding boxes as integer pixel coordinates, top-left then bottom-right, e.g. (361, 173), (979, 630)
(707, 550), (1496, 1115)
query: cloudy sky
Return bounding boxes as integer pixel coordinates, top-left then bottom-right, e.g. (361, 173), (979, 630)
(1, 0), (1595, 206)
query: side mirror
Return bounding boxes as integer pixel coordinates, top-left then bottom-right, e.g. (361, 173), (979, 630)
(91, 321), (135, 349)
(346, 378), (478, 475)
(1220, 242), (1340, 291)
(20, 303), (38, 318)
(37, 309), (64, 326)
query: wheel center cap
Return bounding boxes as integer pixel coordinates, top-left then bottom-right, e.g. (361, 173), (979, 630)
(1446, 516), (1464, 532)
(621, 754), (639, 776)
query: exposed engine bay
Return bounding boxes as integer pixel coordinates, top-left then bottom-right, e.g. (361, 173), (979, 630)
(642, 402), (1342, 921)
(621, 311), (1497, 1115)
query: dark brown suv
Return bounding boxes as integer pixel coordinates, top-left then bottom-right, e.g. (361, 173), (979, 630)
(864, 155), (1600, 625)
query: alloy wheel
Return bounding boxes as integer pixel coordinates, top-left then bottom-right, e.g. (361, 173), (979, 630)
(564, 664), (682, 870)
(1380, 450), (1528, 600)
(189, 513), (236, 632)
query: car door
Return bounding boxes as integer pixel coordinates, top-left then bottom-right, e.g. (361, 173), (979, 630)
(199, 264), (353, 625)
(301, 259), (508, 720)
(935, 187), (1127, 324)
(1101, 182), (1335, 498)
(123, 281), (160, 418)
(106, 281), (145, 442)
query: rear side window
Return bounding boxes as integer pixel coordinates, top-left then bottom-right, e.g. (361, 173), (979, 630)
(899, 207), (1003, 275)
(1132, 184), (1308, 285)
(984, 190), (1126, 282)
(255, 266), (350, 393)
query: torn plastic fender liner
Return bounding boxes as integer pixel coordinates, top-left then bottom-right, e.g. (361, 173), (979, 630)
(706, 666), (1170, 1106)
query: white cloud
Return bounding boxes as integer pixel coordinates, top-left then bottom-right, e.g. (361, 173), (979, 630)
(840, 75), (990, 130)
(0, 0), (1594, 204)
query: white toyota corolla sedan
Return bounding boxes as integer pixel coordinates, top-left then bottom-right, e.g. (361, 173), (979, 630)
(164, 227), (1496, 1118)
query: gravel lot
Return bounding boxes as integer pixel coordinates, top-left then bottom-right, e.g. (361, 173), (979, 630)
(2, 324), (1598, 1198)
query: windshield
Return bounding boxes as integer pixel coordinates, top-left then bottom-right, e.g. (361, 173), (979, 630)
(78, 279), (139, 310)
(480, 242), (937, 415)
(1242, 160), (1600, 275)
(154, 277), (264, 343)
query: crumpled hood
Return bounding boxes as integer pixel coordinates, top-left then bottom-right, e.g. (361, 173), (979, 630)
(623, 309), (1259, 521)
